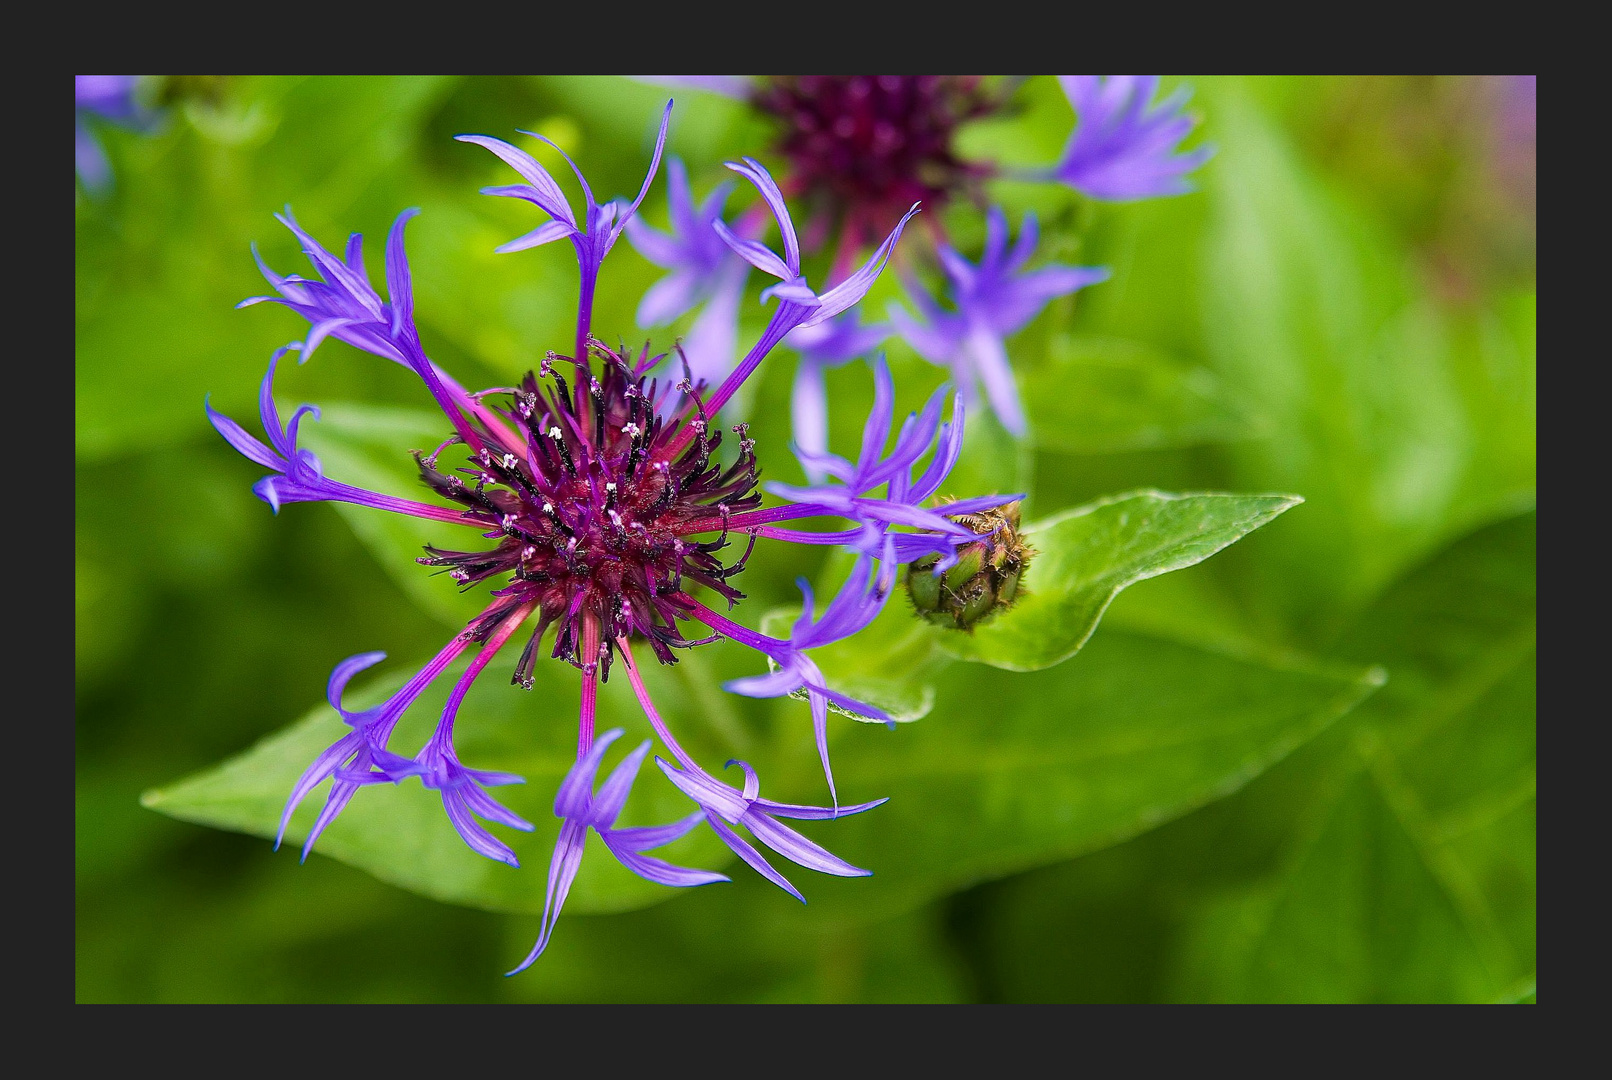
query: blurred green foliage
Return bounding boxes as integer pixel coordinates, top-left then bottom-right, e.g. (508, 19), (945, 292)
(76, 75), (1533, 1002)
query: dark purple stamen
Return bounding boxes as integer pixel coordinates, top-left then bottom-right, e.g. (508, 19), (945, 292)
(415, 339), (762, 678)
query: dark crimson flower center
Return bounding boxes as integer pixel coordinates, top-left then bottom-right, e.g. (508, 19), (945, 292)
(416, 342), (761, 682)
(751, 75), (1004, 247)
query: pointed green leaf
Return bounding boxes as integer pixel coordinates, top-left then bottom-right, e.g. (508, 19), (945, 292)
(938, 490), (1301, 671)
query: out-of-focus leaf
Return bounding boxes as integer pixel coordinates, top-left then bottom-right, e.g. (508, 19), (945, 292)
(1169, 510), (1535, 1001)
(937, 516), (1533, 1004)
(1444, 288), (1536, 531)
(939, 490), (1301, 671)
(1024, 336), (1254, 454)
(500, 879), (971, 1003)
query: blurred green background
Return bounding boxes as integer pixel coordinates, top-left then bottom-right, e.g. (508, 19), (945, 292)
(75, 75), (1534, 1002)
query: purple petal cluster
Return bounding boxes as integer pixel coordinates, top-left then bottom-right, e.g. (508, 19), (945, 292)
(623, 157), (750, 392)
(510, 729), (724, 974)
(709, 556), (892, 804)
(717, 157), (917, 331)
(457, 102), (670, 363)
(411, 622), (541, 867)
(890, 207), (1109, 435)
(240, 209), (508, 456)
(1044, 75), (1215, 201)
(657, 757), (884, 902)
(278, 640), (465, 861)
(766, 355), (1021, 576)
(415, 741), (532, 866)
(699, 157), (919, 419)
(239, 209), (416, 367)
(206, 346), (472, 523)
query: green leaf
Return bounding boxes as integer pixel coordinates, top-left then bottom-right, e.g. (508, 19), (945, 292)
(1024, 336), (1255, 454)
(768, 629), (1382, 921)
(939, 490), (1301, 671)
(1169, 510), (1535, 1001)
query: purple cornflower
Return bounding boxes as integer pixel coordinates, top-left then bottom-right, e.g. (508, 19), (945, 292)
(214, 101), (1007, 970)
(76, 75), (146, 192)
(1041, 75), (1216, 201)
(657, 757), (883, 902)
(748, 76), (1004, 254)
(889, 207), (1109, 435)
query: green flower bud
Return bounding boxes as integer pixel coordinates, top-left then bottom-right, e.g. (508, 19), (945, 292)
(905, 501), (1034, 631)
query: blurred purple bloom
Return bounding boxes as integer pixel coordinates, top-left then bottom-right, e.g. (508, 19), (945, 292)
(784, 311), (891, 471)
(75, 75), (145, 192)
(636, 76), (755, 99)
(625, 156), (738, 326)
(657, 756), (884, 902)
(623, 156), (750, 391)
(1044, 75), (1214, 201)
(510, 729), (724, 973)
(890, 207), (1109, 435)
